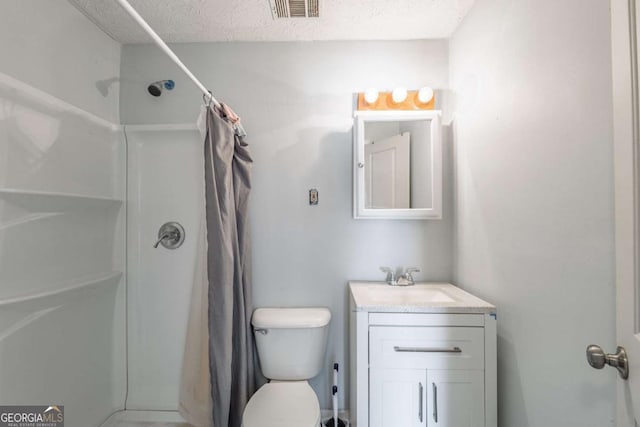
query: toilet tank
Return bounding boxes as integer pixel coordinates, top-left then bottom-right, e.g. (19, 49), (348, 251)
(252, 307), (331, 380)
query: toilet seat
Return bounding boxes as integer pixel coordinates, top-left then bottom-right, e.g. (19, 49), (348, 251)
(242, 381), (320, 427)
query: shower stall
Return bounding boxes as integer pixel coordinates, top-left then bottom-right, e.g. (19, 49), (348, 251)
(0, 70), (205, 426)
(0, 1), (226, 425)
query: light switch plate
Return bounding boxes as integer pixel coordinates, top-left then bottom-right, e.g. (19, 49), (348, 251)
(309, 188), (318, 205)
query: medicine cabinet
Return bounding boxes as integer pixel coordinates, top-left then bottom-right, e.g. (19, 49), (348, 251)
(353, 110), (442, 219)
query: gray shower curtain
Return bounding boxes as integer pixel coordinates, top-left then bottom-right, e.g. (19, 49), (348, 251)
(179, 105), (255, 427)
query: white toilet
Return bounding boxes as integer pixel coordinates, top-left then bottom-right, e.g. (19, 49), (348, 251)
(242, 307), (332, 427)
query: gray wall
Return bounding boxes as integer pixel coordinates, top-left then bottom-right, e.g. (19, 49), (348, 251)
(120, 40), (453, 409)
(0, 0), (121, 122)
(449, 0), (616, 425)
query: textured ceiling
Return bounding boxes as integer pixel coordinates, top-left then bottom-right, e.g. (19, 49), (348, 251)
(68, 0), (476, 43)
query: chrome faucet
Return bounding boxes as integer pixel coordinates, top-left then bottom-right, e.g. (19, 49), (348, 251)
(396, 267), (420, 286)
(153, 222), (186, 249)
(381, 266), (420, 286)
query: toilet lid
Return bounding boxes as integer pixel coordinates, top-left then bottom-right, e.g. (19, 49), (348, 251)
(243, 381), (320, 427)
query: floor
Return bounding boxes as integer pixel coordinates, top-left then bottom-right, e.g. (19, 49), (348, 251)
(111, 423), (190, 427)
(100, 410), (190, 427)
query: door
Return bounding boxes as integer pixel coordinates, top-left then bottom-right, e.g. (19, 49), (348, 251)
(369, 368), (426, 427)
(364, 132), (410, 209)
(426, 370), (484, 427)
(612, 0), (640, 424)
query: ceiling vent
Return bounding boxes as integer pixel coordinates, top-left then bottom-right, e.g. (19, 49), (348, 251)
(269, 0), (319, 18)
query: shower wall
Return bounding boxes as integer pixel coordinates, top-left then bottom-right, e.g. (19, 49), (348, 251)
(124, 126), (203, 410)
(1, 1), (121, 123)
(0, 73), (126, 426)
(0, 2), (124, 427)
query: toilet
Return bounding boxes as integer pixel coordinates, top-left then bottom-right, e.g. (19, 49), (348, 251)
(242, 307), (332, 427)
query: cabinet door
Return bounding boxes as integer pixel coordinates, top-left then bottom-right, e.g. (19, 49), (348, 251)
(426, 370), (484, 427)
(370, 368), (427, 427)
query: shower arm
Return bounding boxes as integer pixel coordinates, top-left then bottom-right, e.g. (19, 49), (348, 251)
(114, 0), (221, 108)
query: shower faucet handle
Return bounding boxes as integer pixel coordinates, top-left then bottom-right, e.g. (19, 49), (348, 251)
(153, 222), (186, 249)
(153, 231), (174, 248)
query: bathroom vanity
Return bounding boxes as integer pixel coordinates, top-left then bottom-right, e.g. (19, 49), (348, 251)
(349, 282), (497, 427)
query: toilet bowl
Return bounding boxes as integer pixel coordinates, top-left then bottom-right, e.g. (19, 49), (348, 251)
(242, 381), (320, 427)
(241, 307), (331, 427)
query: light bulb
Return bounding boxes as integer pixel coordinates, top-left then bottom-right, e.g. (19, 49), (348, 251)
(392, 87), (407, 104)
(364, 88), (379, 104)
(418, 86), (434, 104)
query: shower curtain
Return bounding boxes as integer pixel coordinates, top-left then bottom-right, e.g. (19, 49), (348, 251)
(179, 105), (255, 427)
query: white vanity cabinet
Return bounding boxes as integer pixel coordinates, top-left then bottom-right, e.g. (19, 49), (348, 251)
(349, 282), (497, 427)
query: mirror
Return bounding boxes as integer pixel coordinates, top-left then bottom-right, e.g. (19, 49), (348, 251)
(353, 110), (442, 219)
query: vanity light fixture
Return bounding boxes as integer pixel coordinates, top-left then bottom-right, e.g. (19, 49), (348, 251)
(356, 88), (435, 111)
(364, 88), (379, 104)
(418, 86), (434, 104)
(392, 87), (408, 103)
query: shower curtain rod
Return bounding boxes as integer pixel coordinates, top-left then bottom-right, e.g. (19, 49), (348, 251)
(115, 0), (221, 108)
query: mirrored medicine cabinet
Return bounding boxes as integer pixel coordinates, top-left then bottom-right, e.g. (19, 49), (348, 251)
(353, 110), (442, 219)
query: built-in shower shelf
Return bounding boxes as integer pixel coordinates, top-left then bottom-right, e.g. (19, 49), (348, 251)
(0, 271), (123, 306)
(0, 189), (123, 211)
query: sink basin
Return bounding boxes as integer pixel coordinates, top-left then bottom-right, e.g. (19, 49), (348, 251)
(349, 281), (496, 313)
(367, 287), (456, 304)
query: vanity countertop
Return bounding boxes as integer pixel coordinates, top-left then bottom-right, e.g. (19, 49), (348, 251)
(349, 281), (496, 314)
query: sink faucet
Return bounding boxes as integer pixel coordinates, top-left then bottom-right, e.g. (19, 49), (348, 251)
(380, 267), (421, 286)
(396, 267), (421, 286)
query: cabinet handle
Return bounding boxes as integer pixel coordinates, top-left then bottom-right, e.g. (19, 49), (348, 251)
(394, 346), (462, 353)
(418, 382), (424, 423)
(433, 382), (438, 423)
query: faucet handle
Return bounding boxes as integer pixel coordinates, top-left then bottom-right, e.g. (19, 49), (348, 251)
(405, 267), (420, 281)
(153, 231), (173, 248)
(380, 266), (396, 284)
(153, 222), (186, 249)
